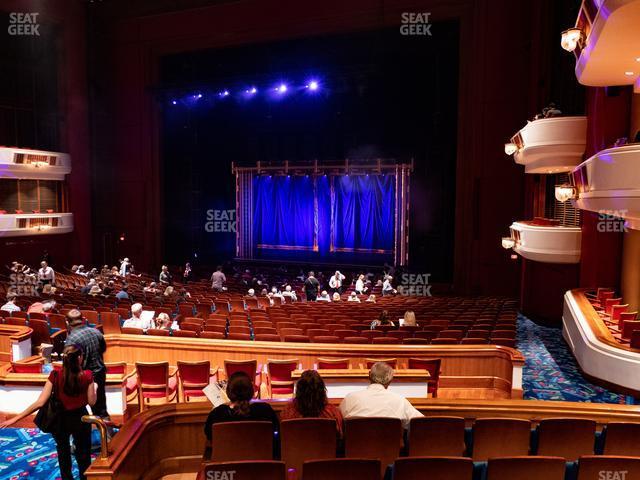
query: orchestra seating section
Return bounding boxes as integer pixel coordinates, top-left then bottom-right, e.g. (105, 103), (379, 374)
(585, 287), (640, 348)
(162, 413), (640, 480)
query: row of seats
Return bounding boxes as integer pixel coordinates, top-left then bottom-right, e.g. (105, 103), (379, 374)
(206, 417), (640, 479)
(589, 287), (640, 348)
(197, 455), (640, 480)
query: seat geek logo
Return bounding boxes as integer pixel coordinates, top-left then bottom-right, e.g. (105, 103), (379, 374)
(8, 13), (40, 36)
(206, 471), (236, 480)
(400, 12), (432, 36)
(205, 209), (236, 233)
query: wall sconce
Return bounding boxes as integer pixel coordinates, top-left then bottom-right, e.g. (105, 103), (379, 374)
(504, 143), (518, 155)
(31, 161), (48, 168)
(35, 225), (51, 232)
(501, 237), (515, 249)
(554, 184), (577, 203)
(561, 28), (583, 52)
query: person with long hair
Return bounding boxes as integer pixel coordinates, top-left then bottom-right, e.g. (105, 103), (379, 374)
(281, 370), (343, 436)
(0, 345), (97, 480)
(203, 372), (279, 441)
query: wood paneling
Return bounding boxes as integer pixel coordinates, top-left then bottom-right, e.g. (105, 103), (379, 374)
(0, 324), (31, 363)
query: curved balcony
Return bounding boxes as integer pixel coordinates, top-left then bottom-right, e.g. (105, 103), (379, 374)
(570, 0), (640, 91)
(0, 212), (74, 237)
(509, 219), (581, 264)
(507, 116), (588, 174)
(0, 146), (71, 180)
(572, 144), (640, 230)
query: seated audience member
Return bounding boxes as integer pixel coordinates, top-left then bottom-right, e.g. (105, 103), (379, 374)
(89, 285), (102, 297)
(332, 292), (342, 302)
(281, 370), (343, 437)
(163, 286), (174, 297)
(204, 372), (279, 441)
(70, 264), (79, 274)
(403, 311), (418, 327)
(28, 300), (56, 314)
(317, 290), (331, 302)
(245, 288), (256, 298)
(365, 294), (376, 303)
(100, 265), (110, 277)
(155, 312), (177, 331)
(339, 362), (422, 429)
(122, 303), (153, 330)
(1, 294), (21, 313)
(282, 285), (297, 301)
(80, 279), (96, 295)
(143, 282), (158, 295)
(347, 291), (361, 302)
(370, 310), (394, 329)
(176, 288), (191, 303)
(382, 275), (397, 296)
(115, 286), (130, 301)
(102, 281), (115, 296)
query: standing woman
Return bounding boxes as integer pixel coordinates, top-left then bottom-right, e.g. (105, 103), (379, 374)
(0, 345), (96, 480)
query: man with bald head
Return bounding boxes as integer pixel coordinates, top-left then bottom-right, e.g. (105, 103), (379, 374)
(66, 309), (109, 419)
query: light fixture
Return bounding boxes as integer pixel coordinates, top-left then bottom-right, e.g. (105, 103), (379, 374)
(31, 160), (48, 168)
(504, 143), (518, 155)
(219, 90), (230, 97)
(555, 184), (576, 203)
(561, 28), (583, 52)
(306, 80), (319, 91)
(245, 87), (257, 94)
(275, 83), (288, 94)
(502, 237), (515, 249)
(625, 71), (635, 76)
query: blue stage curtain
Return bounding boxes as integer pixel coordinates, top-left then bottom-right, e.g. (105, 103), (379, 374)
(332, 175), (395, 252)
(253, 175), (316, 249)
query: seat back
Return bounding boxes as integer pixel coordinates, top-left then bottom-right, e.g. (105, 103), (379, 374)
(178, 360), (211, 389)
(100, 312), (122, 335)
(603, 422), (640, 455)
(536, 418), (595, 461)
(393, 457), (473, 480)
(211, 421), (274, 461)
(225, 359), (257, 381)
(622, 320), (640, 340)
(29, 318), (51, 346)
(199, 461), (285, 480)
(472, 418), (531, 461)
(577, 456), (640, 480)
(364, 358), (397, 369)
(408, 416), (465, 456)
(11, 359), (43, 373)
(136, 361), (169, 397)
(147, 328), (170, 336)
(487, 456), (566, 480)
(317, 358), (350, 369)
(267, 359), (298, 395)
(344, 417), (402, 476)
(301, 459), (380, 480)
(105, 362), (127, 375)
(172, 329), (197, 338)
(281, 418), (337, 475)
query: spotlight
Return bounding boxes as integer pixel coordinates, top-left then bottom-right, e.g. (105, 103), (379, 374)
(171, 100), (177, 105)
(246, 87), (257, 94)
(276, 83), (288, 93)
(219, 90), (230, 97)
(306, 80), (319, 91)
(197, 93), (203, 99)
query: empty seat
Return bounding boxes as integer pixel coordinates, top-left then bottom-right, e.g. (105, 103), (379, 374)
(344, 417), (402, 477)
(536, 418), (596, 461)
(365, 358), (397, 369)
(603, 422), (640, 455)
(135, 361), (178, 412)
(372, 337), (401, 344)
(393, 457), (473, 480)
(577, 456), (640, 480)
(312, 335), (341, 343)
(281, 419), (337, 476)
(343, 336), (369, 344)
(487, 456), (566, 480)
(302, 459), (380, 480)
(211, 421), (274, 461)
(255, 334), (281, 342)
(317, 358), (350, 369)
(177, 360), (212, 402)
(408, 416), (465, 456)
(472, 418), (531, 461)
(267, 359), (298, 397)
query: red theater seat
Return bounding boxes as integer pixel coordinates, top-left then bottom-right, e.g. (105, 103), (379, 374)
(177, 360), (213, 402)
(344, 417), (402, 477)
(135, 361), (177, 411)
(393, 457), (473, 480)
(487, 456), (566, 480)
(302, 459), (380, 480)
(211, 422), (274, 462)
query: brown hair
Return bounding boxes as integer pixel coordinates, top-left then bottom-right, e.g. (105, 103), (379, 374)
(227, 372), (254, 417)
(293, 370), (328, 417)
(62, 345), (84, 396)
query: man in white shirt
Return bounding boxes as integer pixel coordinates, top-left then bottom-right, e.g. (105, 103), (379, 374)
(38, 261), (55, 286)
(329, 270), (346, 294)
(382, 275), (397, 296)
(281, 285), (297, 302)
(1, 294), (21, 313)
(122, 303), (153, 330)
(355, 274), (367, 295)
(339, 362), (423, 429)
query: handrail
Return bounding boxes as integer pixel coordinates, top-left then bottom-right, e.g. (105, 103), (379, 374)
(81, 415), (111, 459)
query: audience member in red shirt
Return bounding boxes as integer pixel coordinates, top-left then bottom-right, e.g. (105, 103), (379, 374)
(281, 370), (343, 437)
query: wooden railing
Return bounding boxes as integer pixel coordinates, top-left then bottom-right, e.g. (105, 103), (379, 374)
(0, 324), (32, 363)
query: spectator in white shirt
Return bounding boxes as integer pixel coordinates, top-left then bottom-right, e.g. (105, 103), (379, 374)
(329, 270), (346, 294)
(122, 303), (153, 330)
(382, 276), (397, 296)
(38, 261), (55, 286)
(339, 362), (423, 429)
(332, 292), (341, 302)
(347, 291), (361, 302)
(1, 294), (21, 313)
(210, 266), (226, 292)
(354, 274), (367, 295)
(281, 285), (297, 301)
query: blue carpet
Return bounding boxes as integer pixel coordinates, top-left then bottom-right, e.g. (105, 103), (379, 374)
(517, 314), (636, 404)
(0, 428), (99, 479)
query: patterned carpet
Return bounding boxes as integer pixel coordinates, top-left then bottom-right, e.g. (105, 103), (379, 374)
(1, 315), (636, 478)
(517, 315), (635, 404)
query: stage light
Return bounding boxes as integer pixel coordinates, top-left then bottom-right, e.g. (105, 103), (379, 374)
(197, 93), (203, 99)
(171, 100), (177, 105)
(219, 90), (230, 97)
(306, 80), (319, 91)
(276, 83), (288, 93)
(561, 28), (583, 52)
(246, 87), (257, 94)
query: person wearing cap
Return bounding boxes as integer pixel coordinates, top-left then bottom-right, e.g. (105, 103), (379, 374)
(65, 309), (108, 419)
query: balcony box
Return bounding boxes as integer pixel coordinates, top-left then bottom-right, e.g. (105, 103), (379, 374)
(509, 219), (581, 264)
